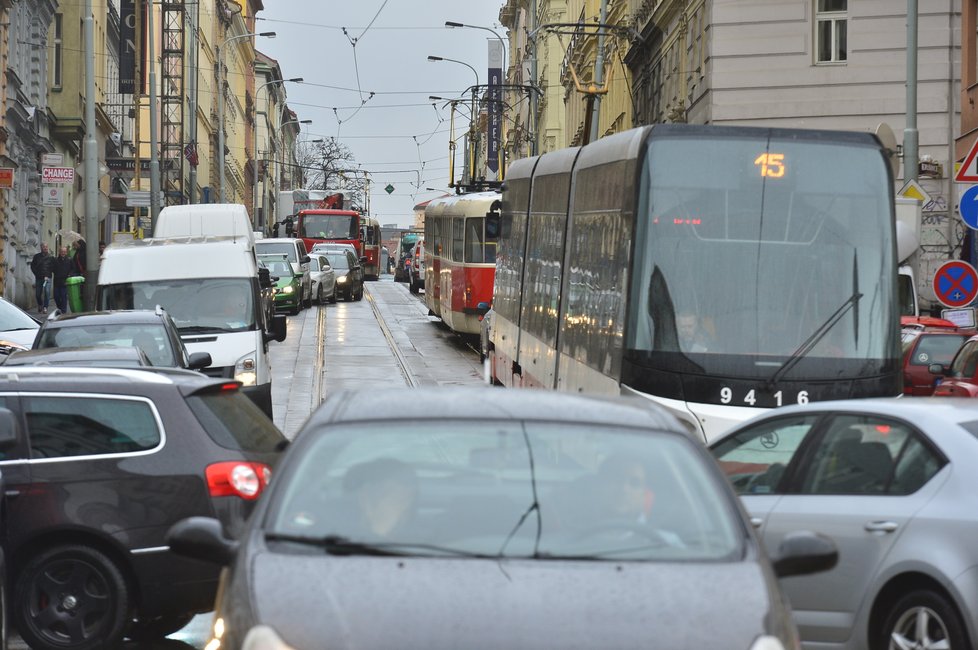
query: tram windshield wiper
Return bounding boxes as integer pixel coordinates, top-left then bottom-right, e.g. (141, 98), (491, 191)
(768, 251), (861, 386)
(264, 533), (491, 558)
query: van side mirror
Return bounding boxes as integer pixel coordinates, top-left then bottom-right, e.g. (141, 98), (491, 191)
(188, 352), (212, 371)
(268, 315), (287, 343)
(485, 211), (500, 239)
(258, 267), (273, 290)
(301, 255), (311, 265)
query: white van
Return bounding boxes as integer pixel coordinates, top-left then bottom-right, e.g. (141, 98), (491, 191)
(154, 203), (254, 244)
(96, 236), (287, 417)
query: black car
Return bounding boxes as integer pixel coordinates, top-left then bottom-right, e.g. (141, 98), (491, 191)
(169, 387), (836, 650)
(0, 366), (288, 650)
(324, 250), (364, 302)
(33, 308), (211, 370)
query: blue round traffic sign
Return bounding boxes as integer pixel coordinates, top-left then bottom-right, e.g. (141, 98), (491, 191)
(961, 186), (978, 229)
(933, 260), (978, 308)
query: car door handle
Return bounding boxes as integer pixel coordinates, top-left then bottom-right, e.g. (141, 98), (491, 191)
(864, 520), (899, 533)
(750, 517), (764, 529)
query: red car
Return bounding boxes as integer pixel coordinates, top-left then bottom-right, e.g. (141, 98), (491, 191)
(901, 317), (975, 396)
(931, 333), (978, 397)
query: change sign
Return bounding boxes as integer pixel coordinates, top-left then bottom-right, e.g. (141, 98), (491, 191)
(42, 167), (75, 184)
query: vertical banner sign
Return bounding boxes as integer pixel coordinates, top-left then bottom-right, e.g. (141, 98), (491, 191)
(487, 41), (503, 181)
(119, 0), (137, 94)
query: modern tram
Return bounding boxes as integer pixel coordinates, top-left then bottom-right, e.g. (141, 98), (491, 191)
(423, 191), (501, 334)
(487, 123), (901, 442)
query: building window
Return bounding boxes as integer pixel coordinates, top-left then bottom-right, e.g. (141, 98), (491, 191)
(815, 0), (847, 63)
(53, 14), (63, 88)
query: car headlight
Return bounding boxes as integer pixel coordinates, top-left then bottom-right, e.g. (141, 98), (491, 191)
(241, 625), (297, 650)
(0, 340), (28, 355)
(281, 285), (294, 294)
(749, 636), (789, 650)
(235, 352), (257, 386)
(337, 275), (347, 284)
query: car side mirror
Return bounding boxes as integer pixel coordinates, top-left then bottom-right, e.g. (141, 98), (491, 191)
(0, 407), (19, 450)
(770, 531), (838, 579)
(928, 363), (945, 376)
(188, 352), (212, 371)
(301, 255), (311, 264)
(360, 256), (367, 264)
(269, 275), (280, 282)
(166, 517), (239, 566)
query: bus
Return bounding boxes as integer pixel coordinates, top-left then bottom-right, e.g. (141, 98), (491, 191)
(424, 192), (500, 334)
(488, 124), (900, 442)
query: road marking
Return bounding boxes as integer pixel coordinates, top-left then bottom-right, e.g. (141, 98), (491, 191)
(313, 303), (326, 408)
(365, 283), (418, 387)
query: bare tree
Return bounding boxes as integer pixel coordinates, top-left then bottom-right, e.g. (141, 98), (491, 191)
(292, 138), (368, 210)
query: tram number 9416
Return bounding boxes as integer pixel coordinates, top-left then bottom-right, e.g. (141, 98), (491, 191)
(719, 387), (809, 407)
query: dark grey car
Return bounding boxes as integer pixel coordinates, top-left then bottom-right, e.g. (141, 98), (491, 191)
(170, 387), (836, 650)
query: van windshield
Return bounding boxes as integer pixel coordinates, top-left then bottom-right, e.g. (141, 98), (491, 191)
(99, 278), (256, 333)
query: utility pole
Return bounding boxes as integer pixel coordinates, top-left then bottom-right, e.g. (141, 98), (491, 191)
(589, 0), (609, 144)
(904, 0), (919, 183)
(147, 0), (161, 228)
(187, 0), (199, 203)
(133, 0), (142, 232)
(83, 0), (99, 309)
(530, 0), (539, 156)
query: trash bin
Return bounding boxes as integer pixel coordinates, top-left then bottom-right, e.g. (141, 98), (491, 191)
(66, 275), (85, 313)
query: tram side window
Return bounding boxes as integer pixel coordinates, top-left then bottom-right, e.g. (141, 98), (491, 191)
(452, 218), (464, 261)
(465, 217), (486, 263)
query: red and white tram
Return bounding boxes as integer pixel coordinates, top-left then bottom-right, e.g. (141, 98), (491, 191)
(423, 191), (500, 334)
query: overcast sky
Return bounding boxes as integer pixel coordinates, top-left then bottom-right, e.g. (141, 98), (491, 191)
(258, 1), (505, 228)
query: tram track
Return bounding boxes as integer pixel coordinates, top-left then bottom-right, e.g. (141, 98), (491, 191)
(364, 283), (420, 387)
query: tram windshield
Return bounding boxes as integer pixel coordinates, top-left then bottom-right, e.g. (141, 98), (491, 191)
(300, 214), (358, 240)
(625, 133), (896, 381)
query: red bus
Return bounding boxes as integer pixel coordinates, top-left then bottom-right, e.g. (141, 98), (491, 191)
(423, 191), (500, 335)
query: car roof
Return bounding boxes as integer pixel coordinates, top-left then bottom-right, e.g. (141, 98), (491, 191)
(715, 397), (978, 442)
(306, 386), (686, 433)
(41, 310), (168, 327)
(0, 365), (223, 389)
(3, 346), (151, 366)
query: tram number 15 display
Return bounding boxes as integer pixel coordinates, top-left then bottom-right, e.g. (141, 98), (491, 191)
(720, 386), (809, 407)
(754, 153), (785, 178)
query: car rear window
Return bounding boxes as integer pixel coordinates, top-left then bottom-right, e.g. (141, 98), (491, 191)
(909, 334), (969, 366)
(186, 391), (286, 453)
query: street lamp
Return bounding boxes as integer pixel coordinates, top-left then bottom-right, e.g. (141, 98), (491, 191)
(428, 56), (480, 185)
(218, 30), (275, 202)
(253, 76), (302, 226)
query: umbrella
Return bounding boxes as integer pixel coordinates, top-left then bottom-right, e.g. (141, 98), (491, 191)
(57, 229), (84, 245)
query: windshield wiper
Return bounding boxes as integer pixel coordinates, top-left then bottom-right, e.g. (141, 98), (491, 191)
(264, 533), (490, 558)
(178, 325), (226, 334)
(768, 250), (861, 387)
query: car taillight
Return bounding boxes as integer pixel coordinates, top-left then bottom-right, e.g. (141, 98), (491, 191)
(206, 461), (272, 500)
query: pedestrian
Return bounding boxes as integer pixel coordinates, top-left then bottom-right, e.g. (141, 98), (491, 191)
(30, 242), (53, 314)
(98, 240), (106, 256)
(71, 239), (87, 277)
(52, 246), (73, 313)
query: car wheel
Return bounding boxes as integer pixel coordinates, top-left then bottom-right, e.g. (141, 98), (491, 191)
(126, 613), (195, 641)
(355, 285), (364, 301)
(14, 544), (130, 650)
(328, 287), (337, 304)
(290, 303), (300, 315)
(303, 285), (313, 309)
(879, 590), (968, 650)
(317, 285), (325, 306)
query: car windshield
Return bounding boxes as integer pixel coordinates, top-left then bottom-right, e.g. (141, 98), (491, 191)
(98, 278), (257, 333)
(266, 421), (743, 561)
(36, 323), (177, 366)
(256, 242), (297, 262)
(326, 254), (349, 270)
(0, 299), (39, 331)
(259, 258), (294, 276)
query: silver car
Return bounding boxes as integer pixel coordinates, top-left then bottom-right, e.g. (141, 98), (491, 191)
(170, 387), (837, 650)
(309, 253), (337, 305)
(711, 398), (978, 650)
